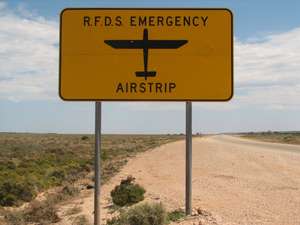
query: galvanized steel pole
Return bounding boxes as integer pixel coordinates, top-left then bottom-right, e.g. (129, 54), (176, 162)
(94, 102), (101, 225)
(185, 101), (192, 215)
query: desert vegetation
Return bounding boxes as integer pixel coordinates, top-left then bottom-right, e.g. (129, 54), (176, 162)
(107, 202), (185, 225)
(0, 133), (183, 224)
(107, 176), (185, 225)
(240, 131), (300, 145)
(3, 185), (79, 225)
(111, 176), (145, 207)
(166, 209), (185, 222)
(107, 202), (167, 225)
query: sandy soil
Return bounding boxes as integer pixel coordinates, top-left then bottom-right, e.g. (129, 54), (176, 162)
(56, 135), (300, 225)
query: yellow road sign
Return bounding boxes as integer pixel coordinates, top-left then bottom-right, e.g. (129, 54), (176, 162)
(59, 8), (233, 101)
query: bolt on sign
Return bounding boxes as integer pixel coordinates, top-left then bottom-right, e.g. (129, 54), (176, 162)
(59, 8), (233, 101)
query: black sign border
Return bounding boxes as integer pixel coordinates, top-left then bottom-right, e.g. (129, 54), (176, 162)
(59, 8), (234, 102)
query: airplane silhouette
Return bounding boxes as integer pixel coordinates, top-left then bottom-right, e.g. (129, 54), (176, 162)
(104, 28), (188, 80)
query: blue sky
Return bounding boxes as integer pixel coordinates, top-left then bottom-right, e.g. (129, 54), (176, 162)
(0, 0), (300, 134)
(5, 0), (300, 40)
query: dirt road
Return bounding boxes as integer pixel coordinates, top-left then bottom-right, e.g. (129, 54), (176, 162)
(58, 135), (300, 225)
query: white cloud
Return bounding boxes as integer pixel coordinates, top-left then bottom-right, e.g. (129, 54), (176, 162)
(0, 4), (299, 110)
(0, 3), (58, 101)
(235, 29), (300, 88)
(232, 28), (300, 109)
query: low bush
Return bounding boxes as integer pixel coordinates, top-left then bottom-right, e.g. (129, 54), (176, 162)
(0, 180), (36, 206)
(81, 136), (89, 141)
(167, 209), (185, 222)
(4, 184), (81, 225)
(107, 202), (167, 225)
(111, 176), (145, 207)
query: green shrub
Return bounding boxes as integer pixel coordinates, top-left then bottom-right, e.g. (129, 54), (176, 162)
(49, 169), (66, 180)
(81, 136), (89, 141)
(0, 180), (36, 206)
(107, 202), (167, 225)
(0, 193), (17, 207)
(167, 209), (185, 222)
(111, 176), (145, 207)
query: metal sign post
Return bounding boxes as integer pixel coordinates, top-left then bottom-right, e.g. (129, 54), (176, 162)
(186, 101), (192, 215)
(94, 102), (101, 225)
